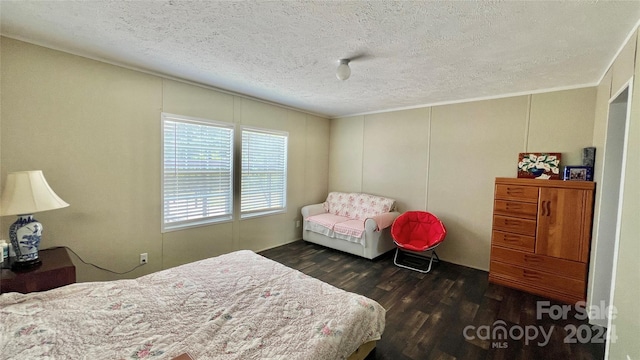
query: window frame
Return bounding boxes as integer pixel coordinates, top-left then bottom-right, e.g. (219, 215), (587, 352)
(240, 126), (289, 219)
(161, 112), (235, 233)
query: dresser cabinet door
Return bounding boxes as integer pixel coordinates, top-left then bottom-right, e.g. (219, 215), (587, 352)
(535, 188), (587, 262)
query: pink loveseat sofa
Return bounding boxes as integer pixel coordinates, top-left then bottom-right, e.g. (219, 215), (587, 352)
(301, 192), (400, 259)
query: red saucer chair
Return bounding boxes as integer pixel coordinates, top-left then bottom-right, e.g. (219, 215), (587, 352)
(390, 211), (447, 273)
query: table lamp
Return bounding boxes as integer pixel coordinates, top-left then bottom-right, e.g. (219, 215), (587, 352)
(0, 171), (69, 270)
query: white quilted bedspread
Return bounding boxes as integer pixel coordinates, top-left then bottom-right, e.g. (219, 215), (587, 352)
(0, 250), (385, 359)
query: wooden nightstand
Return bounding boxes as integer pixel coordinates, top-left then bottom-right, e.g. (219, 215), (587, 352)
(1, 247), (76, 294)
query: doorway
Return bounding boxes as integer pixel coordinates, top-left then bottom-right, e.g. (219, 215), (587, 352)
(588, 83), (631, 329)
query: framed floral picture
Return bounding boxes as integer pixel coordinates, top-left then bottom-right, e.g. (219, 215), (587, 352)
(517, 153), (562, 179)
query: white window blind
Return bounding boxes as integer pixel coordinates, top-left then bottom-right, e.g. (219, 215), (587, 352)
(162, 113), (234, 232)
(241, 127), (288, 217)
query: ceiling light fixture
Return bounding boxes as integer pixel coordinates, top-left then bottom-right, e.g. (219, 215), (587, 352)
(336, 59), (351, 81)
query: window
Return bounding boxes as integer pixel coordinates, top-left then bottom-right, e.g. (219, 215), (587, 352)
(241, 127), (288, 218)
(162, 113), (234, 232)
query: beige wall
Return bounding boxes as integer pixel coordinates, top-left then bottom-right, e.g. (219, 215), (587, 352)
(329, 89), (596, 270)
(329, 115), (364, 192)
(1, 38), (164, 281)
(604, 30), (640, 360)
(429, 97), (530, 270)
(588, 31), (637, 329)
(0, 37), (3, 219)
(528, 88), (600, 166)
(362, 108), (430, 211)
(0, 38), (330, 281)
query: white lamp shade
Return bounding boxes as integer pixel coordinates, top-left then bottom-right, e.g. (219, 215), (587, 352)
(336, 60), (351, 81)
(0, 171), (69, 216)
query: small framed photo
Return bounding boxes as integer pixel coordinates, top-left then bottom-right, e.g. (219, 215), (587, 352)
(563, 166), (593, 181)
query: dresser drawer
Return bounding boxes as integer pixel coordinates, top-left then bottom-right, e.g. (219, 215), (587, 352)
(493, 200), (538, 219)
(489, 275), (585, 304)
(495, 184), (539, 203)
(491, 246), (587, 280)
(492, 215), (537, 236)
(492, 231), (535, 252)
(490, 261), (585, 298)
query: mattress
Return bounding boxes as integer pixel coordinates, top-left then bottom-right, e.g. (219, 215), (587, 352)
(0, 250), (385, 359)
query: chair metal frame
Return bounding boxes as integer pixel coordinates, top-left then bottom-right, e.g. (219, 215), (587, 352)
(393, 243), (441, 273)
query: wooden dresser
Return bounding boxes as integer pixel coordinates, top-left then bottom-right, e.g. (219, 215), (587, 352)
(489, 178), (595, 303)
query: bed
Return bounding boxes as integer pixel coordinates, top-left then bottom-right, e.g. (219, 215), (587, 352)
(0, 250), (385, 359)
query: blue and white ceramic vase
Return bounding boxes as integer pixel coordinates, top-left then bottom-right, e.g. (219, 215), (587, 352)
(9, 215), (43, 270)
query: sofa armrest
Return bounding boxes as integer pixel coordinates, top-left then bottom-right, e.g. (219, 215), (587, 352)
(365, 211), (400, 232)
(301, 203), (326, 218)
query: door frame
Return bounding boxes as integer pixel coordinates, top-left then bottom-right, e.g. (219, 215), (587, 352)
(588, 78), (632, 333)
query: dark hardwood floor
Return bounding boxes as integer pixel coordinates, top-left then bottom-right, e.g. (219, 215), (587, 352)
(259, 240), (605, 360)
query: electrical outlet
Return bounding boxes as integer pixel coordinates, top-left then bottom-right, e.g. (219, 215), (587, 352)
(140, 253), (148, 264)
(295, 220), (301, 228)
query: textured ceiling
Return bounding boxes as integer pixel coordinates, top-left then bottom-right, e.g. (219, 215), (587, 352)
(1, 1), (639, 118)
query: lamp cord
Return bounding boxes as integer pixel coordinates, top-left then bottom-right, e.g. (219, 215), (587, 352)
(41, 246), (145, 275)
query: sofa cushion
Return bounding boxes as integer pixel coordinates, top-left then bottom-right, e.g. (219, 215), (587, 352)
(333, 219), (366, 239)
(323, 192), (355, 217)
(306, 213), (350, 230)
(352, 193), (395, 220)
(323, 192), (395, 220)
